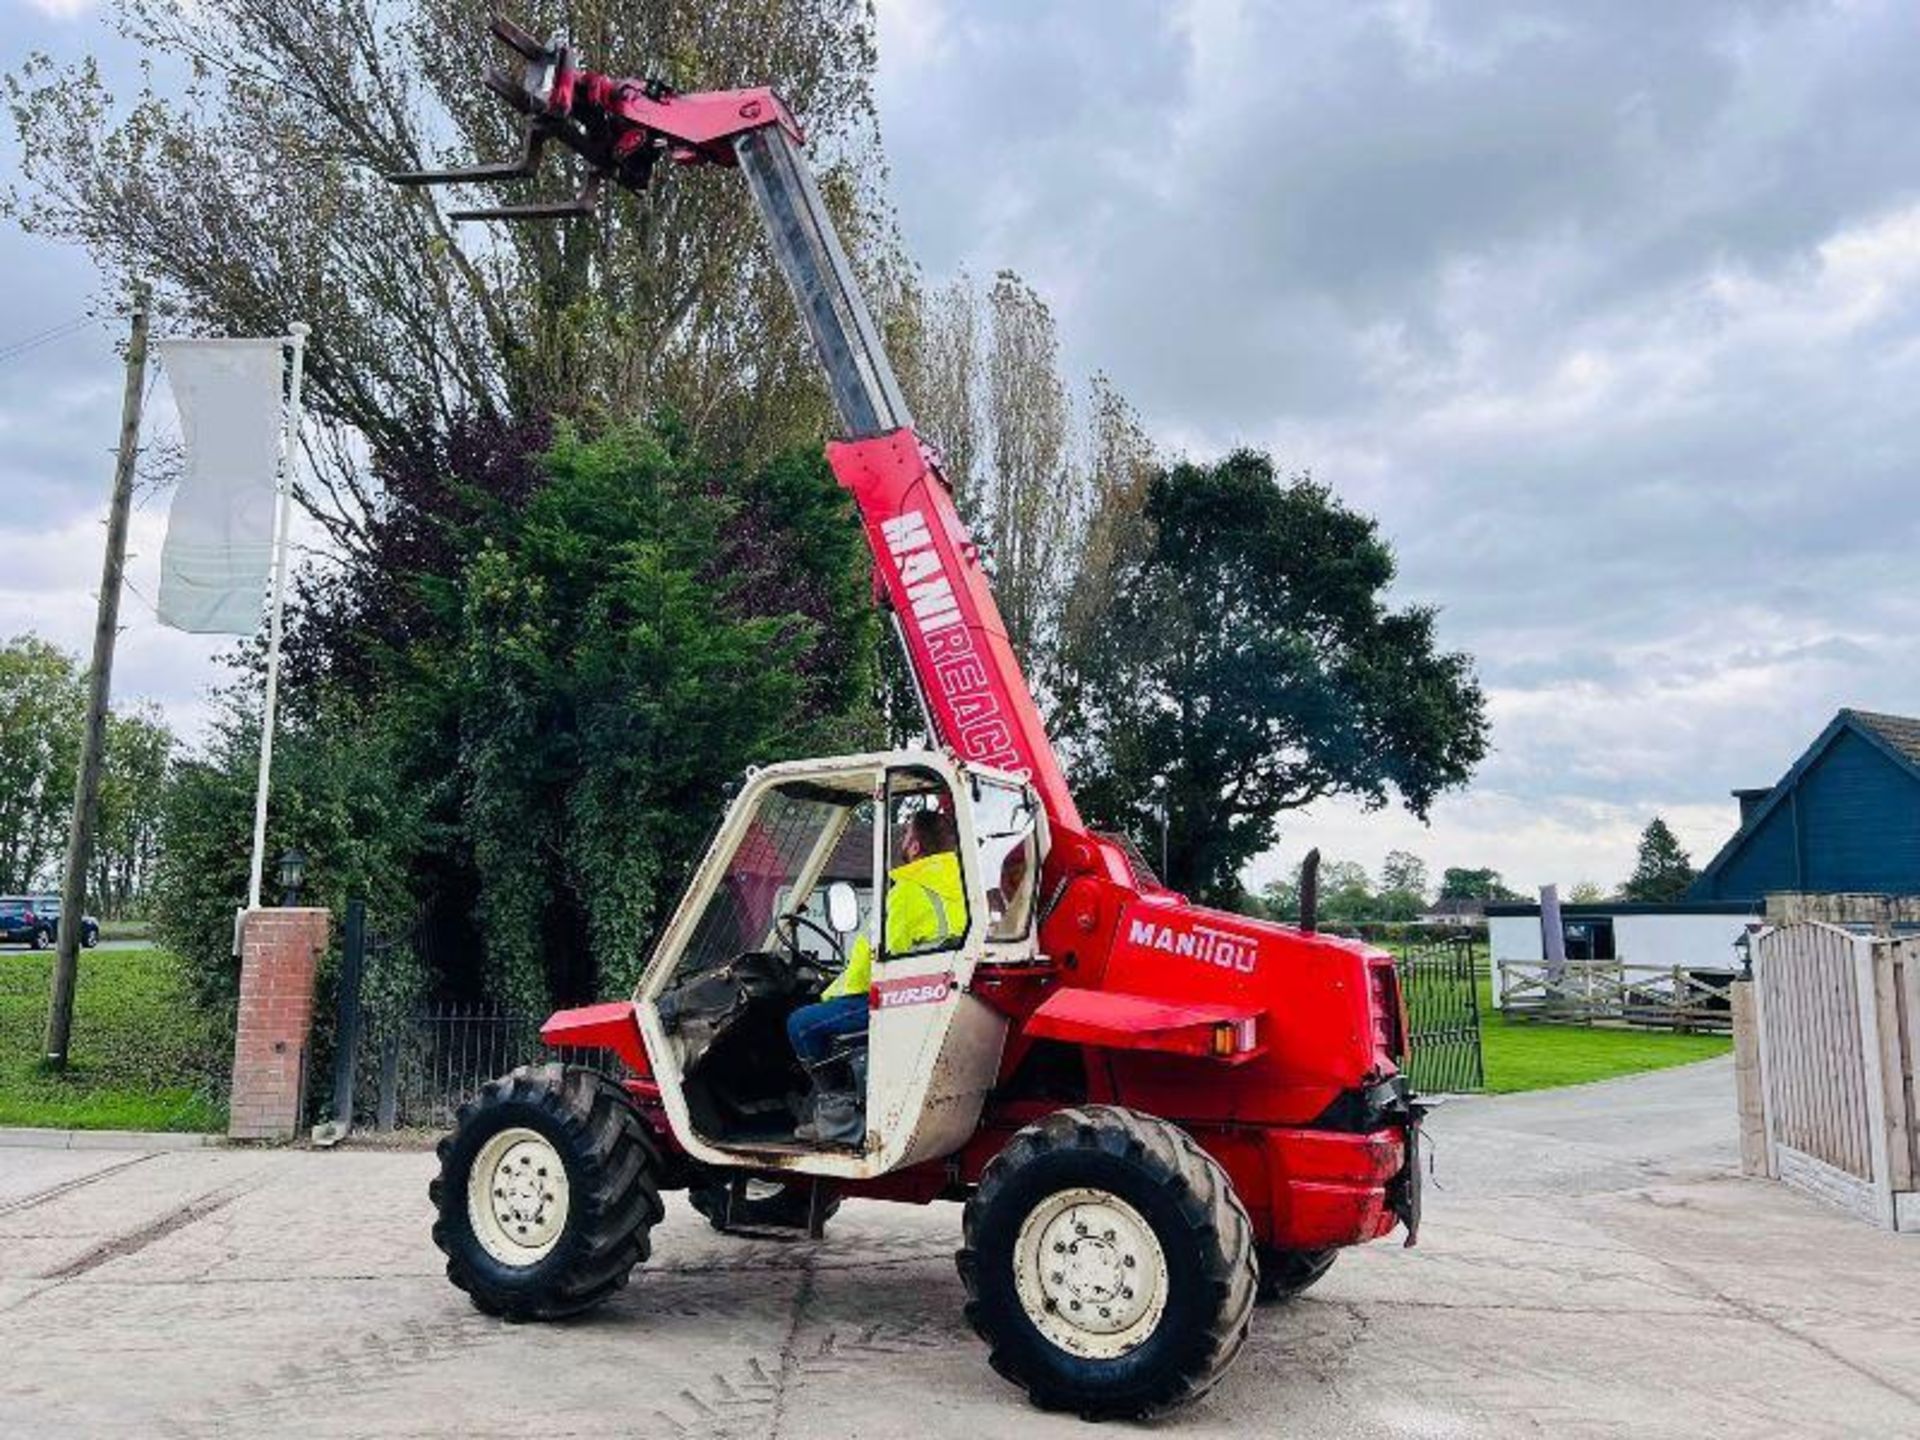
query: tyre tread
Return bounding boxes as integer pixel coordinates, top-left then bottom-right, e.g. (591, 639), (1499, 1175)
(429, 1063), (662, 1321)
(955, 1104), (1257, 1419)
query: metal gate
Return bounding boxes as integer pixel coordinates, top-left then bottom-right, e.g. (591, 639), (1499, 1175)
(1397, 937), (1485, 1094)
(315, 899), (625, 1138)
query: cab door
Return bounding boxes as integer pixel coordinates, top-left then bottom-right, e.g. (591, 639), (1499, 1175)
(861, 766), (1041, 1166)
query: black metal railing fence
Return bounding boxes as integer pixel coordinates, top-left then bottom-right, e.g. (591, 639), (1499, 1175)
(316, 899), (624, 1135)
(1395, 936), (1486, 1094)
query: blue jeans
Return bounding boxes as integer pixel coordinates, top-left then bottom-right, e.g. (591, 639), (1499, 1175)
(786, 994), (869, 1067)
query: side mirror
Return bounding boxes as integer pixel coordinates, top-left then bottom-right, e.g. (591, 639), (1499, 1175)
(825, 882), (860, 935)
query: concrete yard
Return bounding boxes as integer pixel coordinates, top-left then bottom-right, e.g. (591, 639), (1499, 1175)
(3, 1059), (1918, 1438)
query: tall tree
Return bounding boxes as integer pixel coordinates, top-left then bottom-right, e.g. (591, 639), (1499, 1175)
(5, 0), (895, 547)
(894, 271), (1149, 685)
(0, 637), (85, 892)
(1315, 859), (1378, 926)
(1372, 850), (1430, 922)
(896, 272), (985, 512)
(979, 271), (1072, 660)
(153, 680), (426, 1014)
(1379, 850), (1430, 900)
(1056, 452), (1488, 906)
(161, 420), (879, 1014)
(1622, 818), (1696, 902)
(1054, 372), (1156, 698)
(1439, 866), (1521, 902)
(450, 425), (880, 1008)
(92, 705), (174, 917)
(1257, 874), (1300, 922)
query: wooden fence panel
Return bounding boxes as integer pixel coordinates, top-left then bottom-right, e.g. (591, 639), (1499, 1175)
(1756, 925), (1868, 1173)
(1879, 954), (1910, 1190)
(1895, 941), (1920, 1195)
(1495, 958), (1735, 1031)
(1750, 922), (1918, 1229)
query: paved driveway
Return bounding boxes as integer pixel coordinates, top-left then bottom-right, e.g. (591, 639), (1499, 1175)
(3, 1058), (1918, 1438)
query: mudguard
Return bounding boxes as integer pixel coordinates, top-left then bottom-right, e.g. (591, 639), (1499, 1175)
(540, 1001), (652, 1078)
(1020, 987), (1265, 1064)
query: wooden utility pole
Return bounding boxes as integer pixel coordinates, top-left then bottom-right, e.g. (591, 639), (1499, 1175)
(46, 286), (150, 1069)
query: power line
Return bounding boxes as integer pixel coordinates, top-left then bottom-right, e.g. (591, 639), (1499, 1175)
(0, 313), (92, 353)
(0, 313), (108, 366)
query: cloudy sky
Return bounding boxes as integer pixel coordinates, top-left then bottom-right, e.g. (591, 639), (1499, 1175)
(5, 0), (1919, 897)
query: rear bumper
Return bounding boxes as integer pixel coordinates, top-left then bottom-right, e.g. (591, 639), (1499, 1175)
(1198, 1074), (1424, 1250)
(1256, 1124), (1408, 1249)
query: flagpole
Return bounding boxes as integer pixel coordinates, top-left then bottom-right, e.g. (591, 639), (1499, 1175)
(247, 322), (308, 911)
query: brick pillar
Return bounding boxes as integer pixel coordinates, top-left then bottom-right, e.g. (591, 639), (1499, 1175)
(1730, 979), (1772, 1178)
(229, 907), (330, 1141)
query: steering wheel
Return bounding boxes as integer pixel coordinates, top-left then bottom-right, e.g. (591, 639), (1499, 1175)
(774, 910), (845, 990)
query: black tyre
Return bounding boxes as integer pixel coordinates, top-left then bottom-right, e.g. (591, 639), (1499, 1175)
(82, 924), (99, 949)
(688, 1178), (840, 1234)
(429, 1063), (663, 1320)
(29, 927), (47, 951)
(956, 1105), (1257, 1419)
(1255, 1245), (1336, 1304)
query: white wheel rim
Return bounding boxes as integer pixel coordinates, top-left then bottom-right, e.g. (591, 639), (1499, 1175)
(1012, 1187), (1169, 1359)
(468, 1127), (571, 1267)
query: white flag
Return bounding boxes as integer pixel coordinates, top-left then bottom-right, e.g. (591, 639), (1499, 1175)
(156, 338), (287, 634)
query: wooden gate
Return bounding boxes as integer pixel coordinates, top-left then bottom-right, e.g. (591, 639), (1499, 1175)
(1750, 922), (1920, 1229)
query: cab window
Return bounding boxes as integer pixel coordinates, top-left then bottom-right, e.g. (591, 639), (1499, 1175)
(881, 769), (969, 959)
(674, 781), (873, 982)
(973, 778), (1038, 941)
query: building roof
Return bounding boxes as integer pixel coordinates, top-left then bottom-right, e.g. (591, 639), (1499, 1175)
(1691, 707), (1920, 897)
(1486, 900), (1756, 917)
(1850, 709), (1920, 772)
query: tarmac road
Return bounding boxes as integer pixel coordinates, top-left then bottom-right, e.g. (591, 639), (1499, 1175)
(3, 1057), (1918, 1438)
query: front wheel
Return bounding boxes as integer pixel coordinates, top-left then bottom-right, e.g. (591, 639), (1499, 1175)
(956, 1105), (1257, 1419)
(429, 1063), (664, 1320)
(29, 927), (47, 951)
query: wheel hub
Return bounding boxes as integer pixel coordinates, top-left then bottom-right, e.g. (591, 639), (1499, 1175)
(468, 1127), (571, 1267)
(1013, 1187), (1169, 1358)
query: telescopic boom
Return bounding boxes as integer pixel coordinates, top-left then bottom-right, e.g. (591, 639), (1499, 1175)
(393, 17), (1085, 834)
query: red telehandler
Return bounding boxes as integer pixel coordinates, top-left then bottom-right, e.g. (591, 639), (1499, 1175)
(395, 19), (1422, 1419)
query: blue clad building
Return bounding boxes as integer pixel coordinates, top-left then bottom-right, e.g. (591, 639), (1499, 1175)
(1691, 709), (1920, 903)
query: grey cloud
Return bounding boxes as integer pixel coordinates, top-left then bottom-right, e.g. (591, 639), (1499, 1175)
(2, 0), (1915, 888)
(879, 0), (1920, 882)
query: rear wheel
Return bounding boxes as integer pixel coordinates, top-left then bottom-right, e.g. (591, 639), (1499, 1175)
(688, 1177), (840, 1234)
(1255, 1245), (1336, 1303)
(29, 927), (47, 951)
(429, 1063), (663, 1320)
(957, 1105), (1256, 1419)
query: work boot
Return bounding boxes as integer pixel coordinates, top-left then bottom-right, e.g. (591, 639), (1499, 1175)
(796, 1088), (864, 1147)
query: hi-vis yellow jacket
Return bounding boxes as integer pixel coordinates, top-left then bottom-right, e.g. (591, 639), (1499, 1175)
(822, 851), (968, 1000)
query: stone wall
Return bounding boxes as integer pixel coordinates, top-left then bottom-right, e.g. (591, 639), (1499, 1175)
(1764, 892), (1920, 928)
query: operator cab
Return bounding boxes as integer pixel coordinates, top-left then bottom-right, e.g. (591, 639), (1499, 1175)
(636, 750), (1043, 1174)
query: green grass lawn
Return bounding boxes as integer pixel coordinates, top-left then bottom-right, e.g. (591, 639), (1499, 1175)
(1474, 965), (1731, 1095)
(0, 945), (226, 1132)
